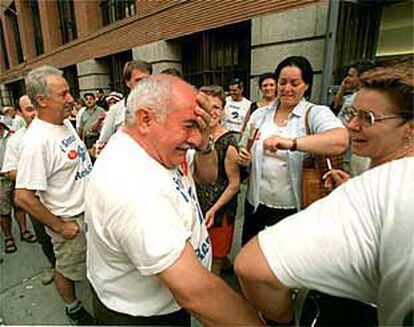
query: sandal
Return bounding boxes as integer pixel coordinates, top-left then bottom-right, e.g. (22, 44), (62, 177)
(21, 231), (37, 243)
(4, 237), (17, 254)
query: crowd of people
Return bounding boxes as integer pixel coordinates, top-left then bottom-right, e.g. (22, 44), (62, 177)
(0, 55), (412, 326)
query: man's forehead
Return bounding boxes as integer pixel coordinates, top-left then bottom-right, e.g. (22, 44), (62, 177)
(19, 96), (33, 108)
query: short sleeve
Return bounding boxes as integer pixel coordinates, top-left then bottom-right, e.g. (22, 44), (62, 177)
(114, 192), (191, 276)
(1, 136), (19, 173)
(258, 174), (380, 303)
(309, 105), (345, 134)
(16, 142), (48, 191)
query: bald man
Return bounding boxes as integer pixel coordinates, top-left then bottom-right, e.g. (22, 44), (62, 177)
(86, 75), (262, 326)
(1, 96), (38, 255)
(2, 95), (56, 284)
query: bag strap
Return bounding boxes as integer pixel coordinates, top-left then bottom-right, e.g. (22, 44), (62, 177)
(305, 105), (314, 136)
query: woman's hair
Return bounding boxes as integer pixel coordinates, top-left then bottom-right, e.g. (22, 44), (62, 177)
(274, 56), (313, 99)
(258, 72), (276, 88)
(199, 85), (226, 108)
(359, 67), (413, 122)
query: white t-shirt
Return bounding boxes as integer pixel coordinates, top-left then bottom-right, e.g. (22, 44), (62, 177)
(11, 115), (26, 132)
(1, 127), (26, 173)
(85, 131), (212, 316)
(16, 118), (92, 218)
(258, 157), (414, 325)
(223, 96), (251, 132)
(98, 99), (126, 144)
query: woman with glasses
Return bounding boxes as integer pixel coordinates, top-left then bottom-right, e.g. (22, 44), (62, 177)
(237, 56), (348, 245)
(324, 67), (414, 189)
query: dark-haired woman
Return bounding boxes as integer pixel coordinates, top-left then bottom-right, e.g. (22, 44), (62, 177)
(238, 56), (348, 245)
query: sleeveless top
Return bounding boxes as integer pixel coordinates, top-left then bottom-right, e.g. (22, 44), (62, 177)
(196, 131), (239, 227)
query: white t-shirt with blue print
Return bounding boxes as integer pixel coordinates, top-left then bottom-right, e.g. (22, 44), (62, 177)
(86, 131), (211, 317)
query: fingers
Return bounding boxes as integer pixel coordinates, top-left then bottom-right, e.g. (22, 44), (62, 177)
(196, 93), (211, 114)
(195, 101), (212, 132)
(205, 213), (214, 228)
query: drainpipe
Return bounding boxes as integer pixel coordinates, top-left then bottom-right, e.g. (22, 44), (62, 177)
(320, 0), (340, 105)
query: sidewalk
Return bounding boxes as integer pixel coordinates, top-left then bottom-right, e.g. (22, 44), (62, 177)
(0, 221), (92, 325)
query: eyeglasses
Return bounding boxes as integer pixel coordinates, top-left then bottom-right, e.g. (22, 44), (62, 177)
(343, 106), (403, 127)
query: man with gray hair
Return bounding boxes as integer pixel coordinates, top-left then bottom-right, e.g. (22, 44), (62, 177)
(85, 74), (262, 325)
(15, 65), (94, 324)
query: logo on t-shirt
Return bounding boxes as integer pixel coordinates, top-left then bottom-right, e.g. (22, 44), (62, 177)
(68, 149), (78, 160)
(231, 111), (239, 119)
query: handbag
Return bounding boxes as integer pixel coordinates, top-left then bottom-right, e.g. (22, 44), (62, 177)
(301, 106), (344, 209)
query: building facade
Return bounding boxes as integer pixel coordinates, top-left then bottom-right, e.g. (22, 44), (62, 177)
(1, 0), (412, 106)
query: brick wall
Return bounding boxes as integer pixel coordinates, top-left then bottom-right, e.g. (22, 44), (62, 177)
(0, 0), (317, 83)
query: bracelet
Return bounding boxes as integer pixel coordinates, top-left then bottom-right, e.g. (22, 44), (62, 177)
(200, 135), (215, 154)
(290, 138), (297, 152)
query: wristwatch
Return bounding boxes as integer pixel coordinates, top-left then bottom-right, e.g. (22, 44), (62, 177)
(290, 138), (298, 152)
(200, 135), (215, 154)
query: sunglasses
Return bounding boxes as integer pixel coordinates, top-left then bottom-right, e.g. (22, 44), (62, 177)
(343, 107), (403, 127)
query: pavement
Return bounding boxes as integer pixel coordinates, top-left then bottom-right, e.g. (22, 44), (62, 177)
(0, 187), (247, 325)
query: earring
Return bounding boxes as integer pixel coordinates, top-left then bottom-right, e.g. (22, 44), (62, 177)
(406, 135), (413, 148)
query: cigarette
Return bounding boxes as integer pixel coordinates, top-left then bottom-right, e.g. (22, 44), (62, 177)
(326, 158), (332, 170)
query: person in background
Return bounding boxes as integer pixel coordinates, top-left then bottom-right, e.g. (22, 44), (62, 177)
(98, 60), (152, 145)
(96, 88), (109, 111)
(105, 91), (123, 109)
(195, 85), (240, 275)
(2, 106), (26, 132)
(237, 56), (348, 245)
(240, 72), (277, 138)
(223, 78), (251, 133)
(78, 93), (105, 149)
(1, 116), (36, 254)
(160, 67), (183, 79)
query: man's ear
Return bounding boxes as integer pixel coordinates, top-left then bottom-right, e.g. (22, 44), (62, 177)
(35, 94), (47, 109)
(135, 108), (155, 133)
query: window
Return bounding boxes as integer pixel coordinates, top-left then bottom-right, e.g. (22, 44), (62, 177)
(62, 65), (80, 100)
(102, 50), (133, 94)
(57, 0), (77, 44)
(5, 2), (24, 64)
(0, 19), (10, 70)
(100, 0), (136, 26)
(333, 1), (382, 84)
(29, 0), (44, 55)
(181, 22), (251, 94)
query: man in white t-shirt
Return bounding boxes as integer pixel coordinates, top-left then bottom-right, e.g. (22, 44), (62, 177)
(98, 60), (152, 145)
(86, 74), (262, 326)
(14, 66), (94, 325)
(1, 96), (38, 254)
(235, 158), (414, 326)
(2, 106), (26, 132)
(223, 78), (251, 133)
(2, 95), (55, 285)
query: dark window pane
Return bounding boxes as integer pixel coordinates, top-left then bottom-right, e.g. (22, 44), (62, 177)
(6, 2), (24, 63)
(0, 19), (10, 69)
(100, 0), (136, 26)
(57, 0), (77, 44)
(29, 0), (44, 55)
(182, 22), (251, 95)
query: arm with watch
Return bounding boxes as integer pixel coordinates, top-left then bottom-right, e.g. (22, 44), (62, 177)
(263, 128), (348, 155)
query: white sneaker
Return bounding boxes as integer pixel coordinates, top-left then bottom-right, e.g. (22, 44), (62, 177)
(41, 269), (55, 285)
